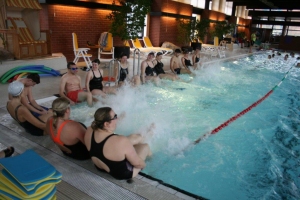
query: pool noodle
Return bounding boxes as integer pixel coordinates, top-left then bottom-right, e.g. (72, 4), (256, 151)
(1, 69), (59, 83)
(0, 65), (45, 80)
(0, 66), (60, 82)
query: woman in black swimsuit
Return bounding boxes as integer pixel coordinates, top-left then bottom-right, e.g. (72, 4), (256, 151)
(84, 107), (152, 180)
(181, 50), (193, 71)
(85, 59), (116, 97)
(192, 47), (201, 70)
(152, 52), (179, 81)
(140, 52), (160, 85)
(6, 81), (52, 136)
(115, 54), (140, 86)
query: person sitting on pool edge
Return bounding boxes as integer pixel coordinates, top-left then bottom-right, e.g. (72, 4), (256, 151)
(115, 53), (141, 87)
(9, 73), (51, 117)
(45, 97), (90, 160)
(85, 59), (117, 98)
(152, 52), (179, 81)
(7, 81), (52, 136)
(84, 107), (152, 180)
(140, 52), (160, 85)
(60, 62), (96, 107)
(170, 49), (192, 75)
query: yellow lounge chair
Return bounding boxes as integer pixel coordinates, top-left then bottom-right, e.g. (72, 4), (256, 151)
(72, 32), (92, 67)
(143, 36), (173, 55)
(130, 38), (158, 55)
(98, 32), (114, 60)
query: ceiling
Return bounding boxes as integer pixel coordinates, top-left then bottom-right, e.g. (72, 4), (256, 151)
(227, 0), (300, 26)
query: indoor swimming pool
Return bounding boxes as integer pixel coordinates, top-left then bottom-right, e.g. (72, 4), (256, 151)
(70, 52), (300, 199)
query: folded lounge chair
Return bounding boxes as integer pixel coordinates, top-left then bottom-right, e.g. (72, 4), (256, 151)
(131, 38), (158, 55)
(143, 36), (173, 55)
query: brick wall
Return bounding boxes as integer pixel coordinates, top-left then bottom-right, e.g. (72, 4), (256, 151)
(45, 4), (123, 62)
(149, 0), (192, 47)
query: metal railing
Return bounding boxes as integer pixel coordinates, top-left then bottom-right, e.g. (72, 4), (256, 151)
(133, 48), (141, 76)
(105, 58), (120, 86)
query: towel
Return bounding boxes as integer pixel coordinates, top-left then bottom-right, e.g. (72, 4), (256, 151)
(99, 32), (108, 47)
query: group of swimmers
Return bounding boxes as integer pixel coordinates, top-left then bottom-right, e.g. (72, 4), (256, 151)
(3, 47), (205, 180)
(6, 79), (152, 180)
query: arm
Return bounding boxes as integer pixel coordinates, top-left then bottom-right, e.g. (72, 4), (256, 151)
(181, 57), (188, 70)
(71, 121), (86, 144)
(85, 71), (92, 92)
(59, 76), (75, 105)
(170, 57), (175, 74)
(122, 137), (146, 169)
(77, 75), (83, 90)
(19, 106), (45, 130)
(84, 126), (93, 150)
(140, 61), (146, 84)
(23, 87), (47, 114)
(192, 55), (196, 66)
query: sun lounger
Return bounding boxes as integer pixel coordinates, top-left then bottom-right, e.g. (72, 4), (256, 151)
(143, 36), (173, 55)
(130, 38), (157, 55)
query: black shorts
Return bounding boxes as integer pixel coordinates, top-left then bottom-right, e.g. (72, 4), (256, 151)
(174, 68), (181, 74)
(251, 40), (254, 46)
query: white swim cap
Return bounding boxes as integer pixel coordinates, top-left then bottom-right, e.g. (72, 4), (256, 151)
(8, 81), (24, 97)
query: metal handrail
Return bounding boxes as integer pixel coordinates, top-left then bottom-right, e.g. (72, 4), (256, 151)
(133, 48), (141, 75)
(106, 58), (120, 86)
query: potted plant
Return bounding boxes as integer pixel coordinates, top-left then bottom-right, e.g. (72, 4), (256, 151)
(191, 18), (211, 50)
(176, 18), (195, 52)
(106, 0), (151, 58)
(211, 21), (235, 45)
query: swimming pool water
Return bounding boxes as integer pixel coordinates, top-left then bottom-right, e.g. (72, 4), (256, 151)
(71, 52), (300, 199)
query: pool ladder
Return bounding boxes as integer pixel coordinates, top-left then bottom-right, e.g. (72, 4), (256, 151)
(104, 59), (120, 87)
(133, 48), (141, 76)
(105, 49), (141, 86)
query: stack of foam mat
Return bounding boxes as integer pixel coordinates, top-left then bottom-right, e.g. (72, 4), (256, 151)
(0, 149), (62, 200)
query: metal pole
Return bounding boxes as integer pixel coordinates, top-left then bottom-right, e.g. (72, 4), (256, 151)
(107, 58), (120, 86)
(133, 48), (141, 76)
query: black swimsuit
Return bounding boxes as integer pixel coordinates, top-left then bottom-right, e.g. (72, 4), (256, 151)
(11, 105), (44, 136)
(89, 70), (103, 91)
(154, 60), (165, 75)
(184, 58), (193, 68)
(89, 132), (133, 180)
(195, 56), (200, 63)
(145, 62), (155, 76)
(119, 67), (128, 82)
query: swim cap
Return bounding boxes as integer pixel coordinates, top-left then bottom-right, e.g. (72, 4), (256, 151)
(8, 81), (24, 97)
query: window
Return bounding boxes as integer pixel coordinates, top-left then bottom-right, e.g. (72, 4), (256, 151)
(191, 0), (205, 9)
(225, 1), (233, 16)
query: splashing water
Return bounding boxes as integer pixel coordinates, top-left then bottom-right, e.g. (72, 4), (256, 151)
(70, 52), (300, 199)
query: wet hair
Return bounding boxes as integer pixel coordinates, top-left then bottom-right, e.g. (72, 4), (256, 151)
(175, 49), (181, 53)
(272, 54), (275, 57)
(92, 58), (100, 64)
(119, 53), (128, 59)
(91, 107), (112, 130)
(67, 62), (76, 69)
(27, 73), (40, 84)
(52, 97), (70, 128)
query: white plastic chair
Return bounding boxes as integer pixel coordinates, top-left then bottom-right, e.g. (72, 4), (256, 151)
(72, 33), (92, 67)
